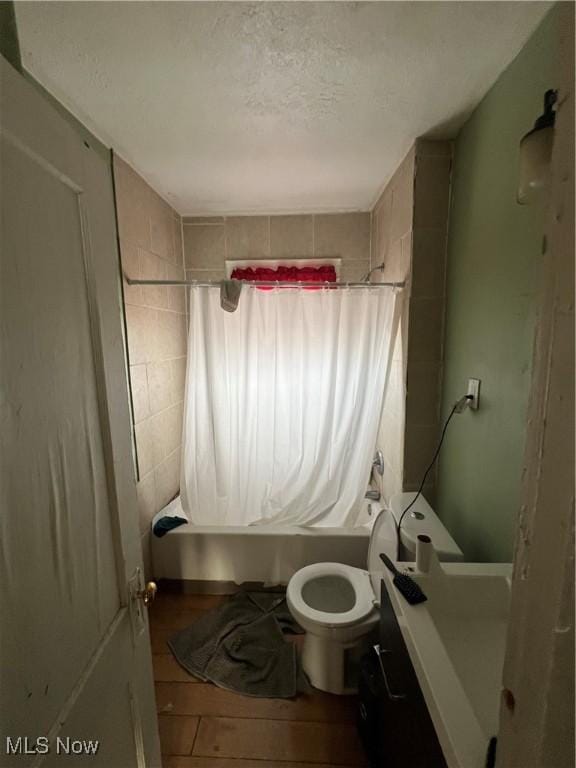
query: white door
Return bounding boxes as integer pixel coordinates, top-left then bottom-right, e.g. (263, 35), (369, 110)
(0, 56), (161, 767)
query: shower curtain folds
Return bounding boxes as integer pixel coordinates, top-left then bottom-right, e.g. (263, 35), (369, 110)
(181, 285), (399, 528)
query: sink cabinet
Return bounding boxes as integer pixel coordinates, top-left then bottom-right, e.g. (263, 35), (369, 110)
(357, 580), (447, 768)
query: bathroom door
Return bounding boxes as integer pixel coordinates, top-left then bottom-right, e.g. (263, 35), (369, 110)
(0, 56), (161, 767)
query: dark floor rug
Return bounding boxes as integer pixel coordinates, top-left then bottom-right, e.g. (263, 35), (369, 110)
(168, 590), (307, 698)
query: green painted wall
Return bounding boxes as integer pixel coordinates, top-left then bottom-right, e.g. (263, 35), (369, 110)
(437, 7), (561, 562)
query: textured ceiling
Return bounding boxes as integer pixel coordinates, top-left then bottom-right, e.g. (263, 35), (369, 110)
(16, 2), (550, 214)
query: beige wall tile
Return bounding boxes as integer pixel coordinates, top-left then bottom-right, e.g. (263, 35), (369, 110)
(382, 408), (405, 476)
(392, 312), (406, 364)
(183, 216), (225, 224)
(378, 459), (403, 505)
(407, 297), (444, 364)
(165, 261), (187, 313)
(156, 311), (187, 361)
(137, 471), (156, 534)
(186, 268), (226, 282)
(370, 146), (419, 498)
(386, 359), (406, 417)
(226, 216), (270, 260)
(135, 417), (163, 476)
(270, 215), (313, 258)
(400, 231), (413, 276)
(379, 238), (406, 283)
(140, 249), (169, 309)
(172, 216), (183, 268)
(120, 241), (142, 306)
(413, 155), (452, 228)
(125, 305), (158, 365)
(167, 286), (186, 314)
(170, 357), (187, 404)
(405, 361), (442, 426)
(340, 261), (370, 282)
(152, 403), (184, 460)
(411, 228), (448, 299)
(155, 449), (181, 510)
(166, 403), (184, 455)
(372, 188), (392, 265)
(314, 213), (370, 261)
(184, 224), (226, 269)
(150, 192), (175, 263)
(403, 425), (439, 487)
(130, 364), (150, 424)
(389, 162), (415, 243)
(147, 360), (173, 415)
(116, 156), (186, 522)
(113, 156), (151, 250)
(165, 261), (185, 281)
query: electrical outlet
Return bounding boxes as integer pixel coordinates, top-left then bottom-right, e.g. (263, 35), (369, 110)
(467, 378), (481, 410)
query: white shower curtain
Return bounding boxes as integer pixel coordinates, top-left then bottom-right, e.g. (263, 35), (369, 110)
(181, 285), (400, 527)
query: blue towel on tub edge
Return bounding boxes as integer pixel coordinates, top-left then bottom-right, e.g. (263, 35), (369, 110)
(152, 495), (189, 537)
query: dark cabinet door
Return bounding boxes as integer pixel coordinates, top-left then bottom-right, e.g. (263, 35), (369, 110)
(357, 580), (447, 768)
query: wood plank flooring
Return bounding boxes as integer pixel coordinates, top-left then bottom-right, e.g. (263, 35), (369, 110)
(149, 591), (368, 768)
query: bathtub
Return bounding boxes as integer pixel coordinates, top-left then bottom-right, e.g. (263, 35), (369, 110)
(151, 497), (381, 586)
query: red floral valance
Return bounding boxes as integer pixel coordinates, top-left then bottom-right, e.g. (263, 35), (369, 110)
(230, 265), (337, 284)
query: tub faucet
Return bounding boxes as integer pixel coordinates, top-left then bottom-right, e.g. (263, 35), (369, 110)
(365, 489), (381, 501)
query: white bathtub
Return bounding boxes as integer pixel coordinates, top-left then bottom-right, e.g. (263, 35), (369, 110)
(151, 497), (381, 585)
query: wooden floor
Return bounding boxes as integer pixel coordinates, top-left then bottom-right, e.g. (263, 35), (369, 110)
(149, 592), (368, 768)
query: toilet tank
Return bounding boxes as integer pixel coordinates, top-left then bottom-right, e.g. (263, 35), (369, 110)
(389, 492), (464, 562)
(367, 494), (464, 601)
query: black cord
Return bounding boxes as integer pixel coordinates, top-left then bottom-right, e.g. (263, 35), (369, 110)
(395, 396), (472, 560)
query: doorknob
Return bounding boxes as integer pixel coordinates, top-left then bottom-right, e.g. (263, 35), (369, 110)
(128, 570), (157, 637)
(135, 581), (157, 606)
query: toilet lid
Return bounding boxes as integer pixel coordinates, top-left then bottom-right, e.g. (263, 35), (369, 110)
(367, 507), (398, 599)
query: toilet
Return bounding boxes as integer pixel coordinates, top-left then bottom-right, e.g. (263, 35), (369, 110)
(286, 492), (463, 695)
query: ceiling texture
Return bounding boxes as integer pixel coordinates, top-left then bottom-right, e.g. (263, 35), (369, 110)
(15, 2), (551, 215)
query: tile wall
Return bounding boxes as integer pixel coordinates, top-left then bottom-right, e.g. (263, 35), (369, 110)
(183, 213), (371, 279)
(371, 139), (452, 505)
(113, 155), (186, 571)
(405, 139), (452, 502)
(371, 147), (415, 503)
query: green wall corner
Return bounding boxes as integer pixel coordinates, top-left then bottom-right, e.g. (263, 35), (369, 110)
(437, 6), (561, 562)
(0, 1), (21, 71)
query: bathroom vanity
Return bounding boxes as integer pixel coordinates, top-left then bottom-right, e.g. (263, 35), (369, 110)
(359, 562), (511, 768)
(357, 581), (447, 767)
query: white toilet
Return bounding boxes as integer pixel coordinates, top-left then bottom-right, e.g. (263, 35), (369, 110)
(287, 492), (463, 695)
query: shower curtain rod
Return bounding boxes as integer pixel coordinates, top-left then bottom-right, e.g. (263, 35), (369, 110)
(125, 276), (405, 289)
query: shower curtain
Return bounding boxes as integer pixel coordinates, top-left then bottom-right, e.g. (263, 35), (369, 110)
(181, 285), (400, 527)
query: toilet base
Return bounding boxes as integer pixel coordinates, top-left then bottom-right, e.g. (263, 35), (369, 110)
(302, 624), (378, 695)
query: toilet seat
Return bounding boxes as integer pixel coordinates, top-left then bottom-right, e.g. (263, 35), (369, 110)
(287, 562), (376, 628)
